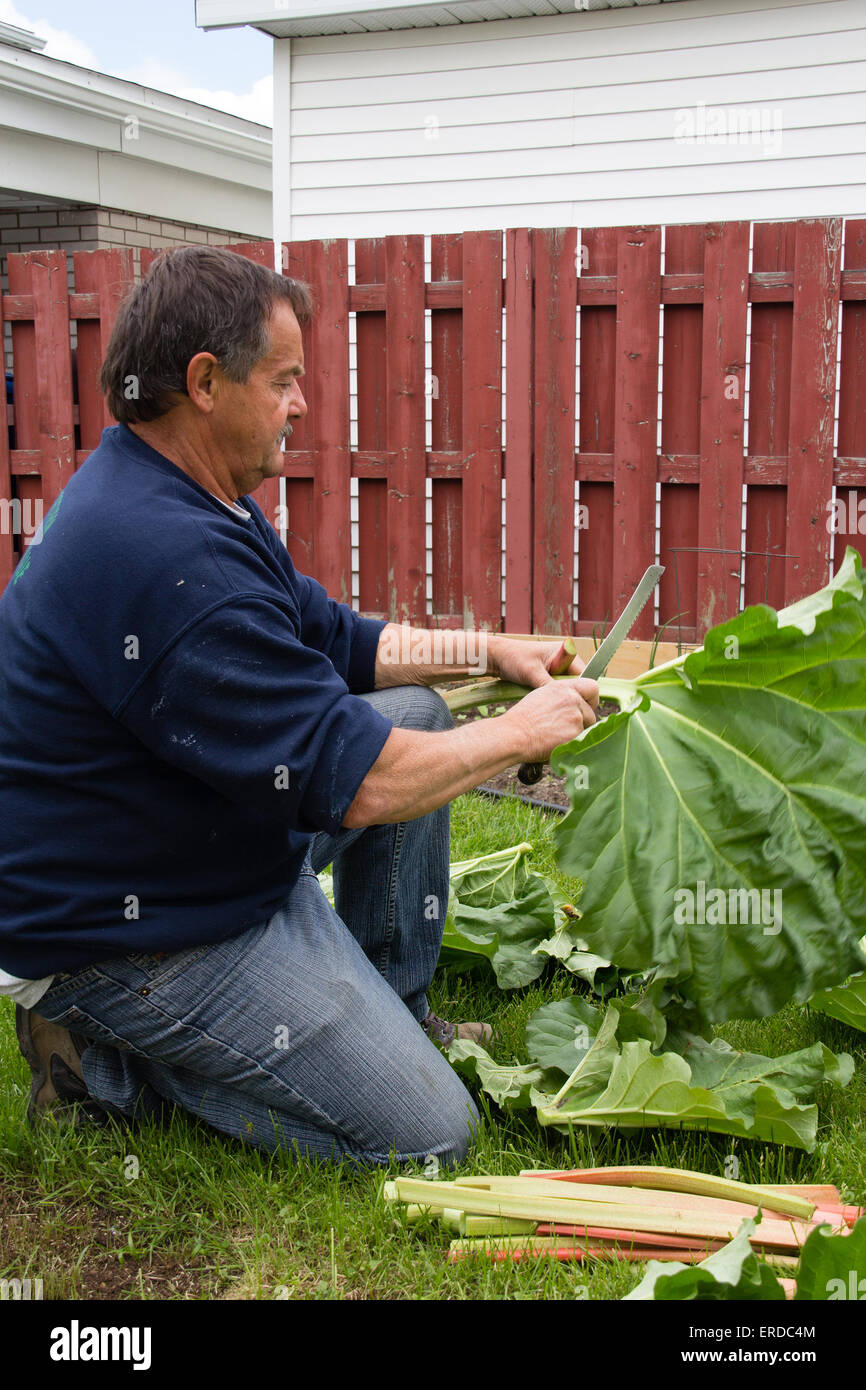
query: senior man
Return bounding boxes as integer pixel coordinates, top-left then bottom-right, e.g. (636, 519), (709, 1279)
(0, 247), (598, 1166)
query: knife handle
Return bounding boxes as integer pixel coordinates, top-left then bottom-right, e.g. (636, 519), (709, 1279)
(517, 761), (544, 786)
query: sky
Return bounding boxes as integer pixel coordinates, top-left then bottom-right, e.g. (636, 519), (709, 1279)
(0, 0), (274, 124)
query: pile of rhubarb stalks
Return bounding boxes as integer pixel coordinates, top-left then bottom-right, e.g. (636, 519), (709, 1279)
(385, 1166), (862, 1293)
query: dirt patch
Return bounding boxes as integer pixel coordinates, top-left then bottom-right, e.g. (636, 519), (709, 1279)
(0, 1181), (217, 1300)
(476, 763), (570, 810)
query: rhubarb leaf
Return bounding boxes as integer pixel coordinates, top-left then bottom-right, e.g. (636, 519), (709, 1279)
(810, 974), (866, 1034)
(439, 844), (570, 988)
(810, 937), (866, 1034)
(450, 995), (850, 1150)
(552, 548), (866, 1025)
(624, 1216), (786, 1300)
(524, 995), (605, 1075)
(447, 842), (536, 908)
(444, 1041), (557, 1111)
(794, 1216), (866, 1300)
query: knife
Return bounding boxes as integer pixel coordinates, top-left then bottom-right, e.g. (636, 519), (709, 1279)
(516, 564), (665, 786)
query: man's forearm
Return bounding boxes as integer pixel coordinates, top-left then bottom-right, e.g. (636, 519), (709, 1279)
(343, 714), (524, 827)
(345, 665), (599, 827)
(373, 623), (508, 688)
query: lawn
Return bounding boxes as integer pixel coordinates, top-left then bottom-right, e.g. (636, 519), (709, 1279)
(1, 791), (864, 1301)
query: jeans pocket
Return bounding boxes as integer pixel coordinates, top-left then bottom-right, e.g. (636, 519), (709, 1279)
(123, 943), (212, 990)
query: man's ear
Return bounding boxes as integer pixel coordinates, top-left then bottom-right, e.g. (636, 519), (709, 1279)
(186, 352), (221, 414)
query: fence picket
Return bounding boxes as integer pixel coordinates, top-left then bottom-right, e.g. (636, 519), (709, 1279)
(72, 248), (135, 451)
(660, 223), (703, 641)
(460, 230), (503, 631)
(785, 218), (842, 602)
(746, 223), (795, 609)
(836, 219), (866, 569)
(7, 251), (74, 535)
(612, 226), (660, 640)
(696, 222), (750, 633)
(430, 232), (464, 626)
(504, 228), (533, 634)
(533, 227), (578, 635)
(385, 235), (426, 625)
(0, 280), (12, 590)
(576, 226), (617, 637)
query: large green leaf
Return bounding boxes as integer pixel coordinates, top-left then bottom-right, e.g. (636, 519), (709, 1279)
(449, 995), (850, 1150)
(552, 548), (866, 1025)
(624, 1215), (866, 1301)
(794, 1217), (866, 1299)
(810, 974), (866, 1034)
(543, 1039), (824, 1148)
(810, 937), (866, 1034)
(447, 842), (535, 907)
(524, 995), (606, 1074)
(444, 1040), (557, 1111)
(624, 1216), (786, 1301)
(439, 844), (575, 988)
(448, 878), (560, 989)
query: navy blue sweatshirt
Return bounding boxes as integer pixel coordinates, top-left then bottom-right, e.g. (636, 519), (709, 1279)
(0, 425), (393, 978)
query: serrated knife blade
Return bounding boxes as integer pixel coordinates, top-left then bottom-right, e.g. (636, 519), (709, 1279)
(516, 564), (665, 785)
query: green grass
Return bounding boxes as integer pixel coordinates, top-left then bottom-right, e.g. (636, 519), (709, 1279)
(1, 791), (864, 1300)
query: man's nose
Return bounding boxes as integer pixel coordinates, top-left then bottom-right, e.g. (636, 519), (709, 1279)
(290, 382), (308, 417)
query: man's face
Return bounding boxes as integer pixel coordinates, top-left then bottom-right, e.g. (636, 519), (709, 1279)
(213, 301), (307, 496)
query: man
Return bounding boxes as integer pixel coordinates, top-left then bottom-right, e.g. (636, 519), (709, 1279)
(0, 247), (598, 1166)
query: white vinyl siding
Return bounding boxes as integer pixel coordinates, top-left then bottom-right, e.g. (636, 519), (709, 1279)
(284, 0), (866, 236)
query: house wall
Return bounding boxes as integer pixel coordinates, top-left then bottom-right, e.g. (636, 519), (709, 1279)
(282, 0), (866, 237)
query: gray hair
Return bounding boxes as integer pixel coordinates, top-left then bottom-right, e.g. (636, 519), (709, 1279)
(100, 245), (313, 423)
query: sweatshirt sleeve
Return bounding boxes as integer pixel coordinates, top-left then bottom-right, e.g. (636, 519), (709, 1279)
(296, 569), (387, 694)
(250, 503), (386, 693)
(116, 595), (393, 835)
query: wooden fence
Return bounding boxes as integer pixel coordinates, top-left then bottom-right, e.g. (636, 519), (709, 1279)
(3, 220), (864, 642)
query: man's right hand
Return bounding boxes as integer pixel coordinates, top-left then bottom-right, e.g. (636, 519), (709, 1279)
(501, 677), (599, 765)
(343, 677), (600, 828)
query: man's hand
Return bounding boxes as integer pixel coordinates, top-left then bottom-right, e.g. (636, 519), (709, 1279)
(488, 635), (595, 700)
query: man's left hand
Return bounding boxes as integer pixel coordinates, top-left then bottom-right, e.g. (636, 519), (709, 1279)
(489, 636), (588, 692)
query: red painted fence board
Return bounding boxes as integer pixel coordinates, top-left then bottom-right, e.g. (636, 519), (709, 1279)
(660, 224), (703, 639)
(575, 226), (617, 635)
(835, 219), (866, 572)
(430, 232), (464, 625)
(746, 223), (795, 611)
(0, 273), (11, 593)
(533, 227), (577, 635)
(504, 228), (533, 633)
(785, 219), (842, 602)
(3, 219), (864, 649)
(612, 226), (660, 641)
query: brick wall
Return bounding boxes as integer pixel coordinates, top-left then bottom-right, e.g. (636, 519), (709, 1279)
(0, 201), (255, 262)
(2, 200), (260, 368)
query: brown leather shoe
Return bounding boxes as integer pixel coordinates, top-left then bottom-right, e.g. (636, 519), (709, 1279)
(420, 1011), (493, 1051)
(14, 1007), (107, 1127)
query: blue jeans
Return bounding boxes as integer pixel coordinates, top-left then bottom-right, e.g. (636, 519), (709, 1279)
(34, 685), (479, 1166)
